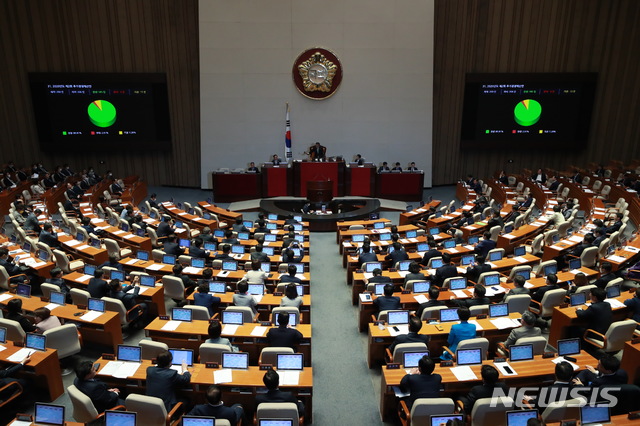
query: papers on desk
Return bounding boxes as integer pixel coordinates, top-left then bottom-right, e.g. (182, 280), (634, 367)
(448, 248), (459, 253)
(552, 356), (579, 370)
(252, 294), (264, 304)
(450, 366), (478, 381)
(45, 303), (62, 311)
(9, 420), (31, 426)
(77, 274), (92, 283)
(125, 258), (139, 265)
(77, 244), (90, 250)
(467, 320), (484, 331)
(80, 311), (103, 322)
(604, 298), (626, 309)
(217, 270), (230, 277)
(112, 230), (126, 235)
(161, 320), (182, 331)
(178, 212), (188, 216)
(407, 238), (419, 243)
(485, 286), (506, 297)
(90, 218), (102, 224)
(100, 361), (141, 378)
(524, 282), (534, 289)
(456, 267), (467, 274)
(513, 256), (528, 263)
(606, 255), (626, 263)
(397, 271), (409, 278)
(569, 235), (584, 243)
(214, 369), (233, 384)
(363, 272), (374, 280)
(494, 362), (518, 376)
(231, 254), (243, 259)
(486, 262), (497, 269)
(222, 324), (239, 335)
(147, 264), (165, 271)
(279, 370), (300, 386)
(414, 294), (428, 304)
(127, 286), (149, 295)
(143, 218), (155, 224)
(8, 348), (35, 362)
(170, 365), (188, 373)
(65, 239), (81, 247)
(568, 269), (583, 275)
(0, 344), (6, 352)
(392, 385), (410, 398)
(0, 293), (14, 302)
(464, 245), (475, 251)
(503, 234), (516, 239)
(399, 239), (410, 245)
(123, 234), (136, 240)
(20, 258), (46, 268)
(624, 246), (640, 253)
(387, 324), (409, 337)
(183, 266), (202, 274)
(452, 290), (469, 299)
(491, 317), (521, 330)
(250, 326), (267, 337)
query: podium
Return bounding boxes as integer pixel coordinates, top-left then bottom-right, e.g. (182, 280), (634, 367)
(293, 160), (345, 197)
(306, 180), (333, 202)
(346, 164), (375, 196)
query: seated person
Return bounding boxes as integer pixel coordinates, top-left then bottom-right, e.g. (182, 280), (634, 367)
(532, 273), (561, 303)
(404, 261), (427, 285)
(271, 154), (282, 165)
(576, 287), (612, 337)
(466, 255), (491, 284)
(433, 252), (458, 287)
(231, 217), (248, 233)
(374, 284), (401, 312)
(385, 242), (409, 264)
(364, 268), (392, 286)
(38, 222), (60, 248)
(194, 283), (220, 317)
(532, 361), (574, 409)
(280, 264), (302, 284)
(34, 307), (62, 333)
(247, 162), (258, 172)
(592, 262), (617, 289)
(391, 162), (402, 171)
(502, 311), (541, 348)
(502, 275), (530, 301)
(108, 278), (148, 325)
(146, 350), (191, 411)
(441, 307), (475, 360)
(171, 264), (197, 294)
(281, 283), (303, 308)
(87, 268), (110, 299)
(456, 284), (491, 308)
(163, 234), (185, 257)
(378, 162), (390, 173)
(0, 247), (28, 283)
(213, 244), (233, 261)
(459, 365), (508, 414)
(6, 298), (36, 333)
(282, 247), (304, 264)
(205, 321), (235, 351)
(623, 287), (640, 323)
(240, 260), (269, 284)
(256, 369), (305, 414)
(266, 313), (303, 350)
(233, 281), (257, 315)
(221, 229), (238, 246)
(473, 231), (496, 258)
(358, 244), (377, 266)
(420, 237), (441, 266)
(0, 352), (30, 404)
(199, 226), (216, 243)
(399, 355), (441, 410)
(573, 354), (628, 387)
(389, 315), (430, 353)
(253, 220), (269, 234)
(188, 385), (244, 424)
(415, 287), (445, 320)
(250, 244), (270, 262)
(156, 216), (175, 238)
(99, 254), (124, 272)
(74, 360), (123, 413)
(189, 237), (209, 260)
(46, 267), (70, 301)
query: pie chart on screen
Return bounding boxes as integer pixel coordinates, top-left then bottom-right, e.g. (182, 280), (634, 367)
(88, 100), (117, 127)
(514, 99), (541, 126)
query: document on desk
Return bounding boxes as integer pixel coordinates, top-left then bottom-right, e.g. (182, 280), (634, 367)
(452, 290), (469, 299)
(279, 371), (300, 386)
(450, 366), (478, 381)
(161, 320), (182, 331)
(45, 303), (62, 311)
(397, 270), (409, 278)
(524, 282), (534, 289)
(77, 244), (90, 250)
(214, 369), (233, 384)
(457, 267), (467, 274)
(624, 246), (640, 253)
(467, 320), (484, 331)
(101, 361), (142, 378)
(127, 286), (149, 295)
(251, 295), (263, 304)
(513, 256), (528, 263)
(183, 266), (203, 274)
(568, 269), (582, 275)
(604, 298), (626, 309)
(217, 270), (230, 277)
(8, 348), (35, 362)
(250, 326), (267, 337)
(77, 274), (93, 283)
(494, 362), (518, 376)
(400, 239), (410, 245)
(363, 272), (374, 280)
(448, 247), (459, 253)
(80, 311), (103, 322)
(0, 344), (6, 352)
(112, 230), (126, 235)
(551, 357), (579, 370)
(123, 234), (135, 240)
(569, 235), (584, 243)
(222, 324), (239, 335)
(147, 264), (165, 271)
(485, 286), (505, 297)
(490, 317), (520, 329)
(65, 239), (81, 247)
(0, 293), (13, 302)
(606, 255), (627, 263)
(387, 324), (409, 337)
(413, 294), (428, 304)
(125, 258), (139, 265)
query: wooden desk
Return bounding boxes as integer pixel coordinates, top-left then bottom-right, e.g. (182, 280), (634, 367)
(497, 219), (550, 254)
(0, 344), (63, 401)
(212, 172), (262, 202)
(376, 172), (424, 201)
(399, 200), (443, 225)
(58, 234), (109, 265)
(161, 202), (219, 231)
(144, 318), (312, 366)
(620, 340), (640, 386)
(9, 246), (55, 279)
(197, 201), (243, 224)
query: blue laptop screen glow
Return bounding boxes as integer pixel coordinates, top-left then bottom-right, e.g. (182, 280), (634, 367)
(191, 258), (205, 268)
(504, 225), (514, 234)
(406, 230), (417, 238)
(291, 248), (302, 256)
(294, 235), (304, 243)
(84, 264), (96, 275)
(365, 262), (382, 273)
(277, 353), (303, 370)
(387, 311), (409, 325)
(50, 291), (65, 305)
(489, 251), (503, 261)
(292, 263), (304, 274)
(468, 235), (480, 244)
(557, 338), (580, 356)
(34, 403), (65, 426)
(248, 284), (265, 295)
(484, 274), (500, 285)
(222, 352), (249, 369)
(208, 281), (226, 293)
(266, 223), (277, 230)
(429, 228), (439, 235)
(431, 259), (444, 268)
(76, 232), (85, 242)
(544, 264), (557, 276)
(88, 298), (105, 312)
(117, 345), (142, 362)
(513, 246), (526, 257)
(449, 278), (466, 290)
(264, 234), (277, 242)
(456, 348), (482, 365)
(260, 262), (271, 273)
(417, 242), (429, 252)
(238, 232), (250, 240)
(105, 411), (136, 426)
(204, 242), (216, 251)
(569, 258), (581, 270)
(140, 275), (156, 286)
(179, 238), (191, 248)
(110, 270), (125, 281)
(398, 260), (411, 271)
(430, 415), (464, 426)
(137, 251), (150, 261)
(440, 308), (459, 322)
(506, 409), (538, 426)
(510, 344), (534, 362)
(0, 327), (5, 344)
(580, 405), (610, 425)
(606, 285), (620, 298)
(517, 269), (531, 280)
(181, 417), (215, 426)
(403, 351), (429, 368)
(16, 283), (31, 297)
(222, 261), (237, 271)
(169, 349), (194, 366)
(222, 310), (244, 324)
(374, 284), (386, 295)
(461, 255), (475, 266)
(413, 281), (430, 293)
(171, 308), (192, 322)
(352, 234), (365, 242)
(163, 254), (176, 265)
(26, 333), (46, 351)
(262, 246), (274, 256)
(293, 224), (303, 231)
(570, 292), (587, 306)
(489, 303), (509, 317)
(374, 222), (385, 229)
(243, 221), (253, 229)
(379, 233), (392, 241)
(231, 245), (244, 254)
(214, 229), (225, 238)
(268, 214), (278, 220)
(443, 239), (456, 249)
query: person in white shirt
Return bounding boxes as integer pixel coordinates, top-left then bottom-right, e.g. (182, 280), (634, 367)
(280, 283), (303, 308)
(240, 260), (269, 284)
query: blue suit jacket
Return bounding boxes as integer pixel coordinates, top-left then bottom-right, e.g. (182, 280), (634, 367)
(146, 366), (191, 410)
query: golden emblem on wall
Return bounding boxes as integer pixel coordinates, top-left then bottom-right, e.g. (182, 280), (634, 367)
(292, 47), (343, 100)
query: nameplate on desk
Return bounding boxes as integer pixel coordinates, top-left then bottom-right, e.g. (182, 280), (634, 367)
(260, 321), (271, 327)
(259, 364), (273, 370)
(440, 360), (453, 367)
(386, 363), (400, 370)
(494, 357), (506, 363)
(102, 353), (115, 360)
(205, 362), (218, 369)
(542, 352), (555, 358)
(13, 341), (24, 347)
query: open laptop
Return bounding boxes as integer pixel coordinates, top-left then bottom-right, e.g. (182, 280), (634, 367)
(489, 251), (504, 261)
(364, 262), (382, 273)
(397, 260), (412, 271)
(606, 285), (621, 298)
(104, 410), (137, 426)
(430, 258), (444, 268)
(88, 298), (106, 312)
(460, 254), (475, 266)
(258, 420), (294, 426)
(557, 338), (580, 356)
(456, 348), (483, 366)
(379, 233), (392, 242)
(171, 308), (193, 322)
(374, 221), (386, 229)
(248, 284), (265, 295)
(221, 352), (249, 369)
(468, 235), (480, 244)
(568, 257), (581, 270)
(0, 326), (6, 344)
(352, 234), (366, 243)
(90, 237), (102, 248)
(214, 229), (225, 238)
(570, 292), (587, 306)
(580, 404), (611, 425)
(140, 275), (156, 287)
(204, 242), (216, 251)
(440, 308), (460, 322)
(489, 303), (509, 318)
(406, 230), (418, 238)
(260, 262), (271, 273)
(76, 232), (85, 242)
(430, 414), (465, 426)
(117, 344), (142, 362)
(221, 310), (244, 325)
(374, 284), (386, 295)
(387, 311), (410, 325)
(222, 260), (238, 271)
(237, 232), (249, 241)
(291, 263), (304, 274)
(483, 274), (501, 286)
(264, 234), (277, 242)
(449, 277), (467, 290)
(49, 291), (65, 306)
(26, 333), (47, 351)
(182, 416), (215, 426)
(231, 244), (244, 254)
(110, 270), (125, 281)
(276, 353), (304, 370)
(179, 238), (191, 248)
(16, 283), (31, 298)
(38, 249), (49, 262)
(136, 250), (150, 261)
(509, 344), (534, 362)
(443, 239), (456, 249)
(543, 264), (557, 276)
(22, 241), (32, 252)
(266, 222), (277, 230)
(412, 281), (431, 293)
(262, 246), (275, 256)
(34, 403), (65, 426)
(516, 269), (531, 280)
(429, 228), (440, 236)
(162, 254), (176, 265)
(169, 348), (194, 366)
(504, 224), (514, 234)
(191, 257), (205, 268)
(403, 351), (430, 368)
(417, 242), (430, 252)
(513, 246), (526, 257)
(505, 409), (539, 426)
(208, 281), (226, 293)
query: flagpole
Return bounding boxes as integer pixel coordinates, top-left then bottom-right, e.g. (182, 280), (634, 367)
(285, 103), (292, 164)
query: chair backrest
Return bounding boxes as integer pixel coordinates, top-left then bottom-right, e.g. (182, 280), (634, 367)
(427, 257), (443, 268)
(470, 396), (515, 426)
(392, 342), (429, 364)
(420, 306), (446, 321)
(601, 185), (611, 197)
(410, 398), (455, 426)
(278, 263), (289, 273)
(508, 265), (532, 280)
(487, 248), (505, 259)
(224, 306), (255, 323)
(574, 284), (596, 296)
(544, 230), (558, 245)
(271, 307), (300, 325)
(557, 221), (572, 237)
(514, 215), (524, 230)
(162, 275), (186, 300)
(0, 266), (11, 291)
(40, 283), (59, 299)
(70, 288), (91, 306)
(539, 289), (567, 317)
(469, 304), (489, 317)
(102, 296), (127, 325)
(256, 402), (299, 426)
(124, 394), (167, 426)
(592, 180), (602, 192)
(0, 318), (26, 342)
(535, 260), (557, 276)
(178, 255), (192, 267)
(199, 343), (233, 363)
(183, 305), (212, 320)
(530, 234), (544, 255)
(597, 238), (611, 258)
(103, 238), (122, 259)
(456, 338), (489, 361)
(139, 339), (169, 360)
(67, 384), (99, 422)
(36, 242), (53, 261)
(259, 347), (294, 365)
(605, 277), (623, 289)
(348, 224), (364, 230)
(515, 336), (547, 355)
(489, 226), (501, 242)
(147, 227), (160, 246)
(602, 319), (638, 352)
(152, 249), (165, 262)
(505, 294), (531, 314)
(53, 249), (72, 273)
(541, 397), (585, 423)
(580, 246), (598, 268)
(43, 324), (82, 359)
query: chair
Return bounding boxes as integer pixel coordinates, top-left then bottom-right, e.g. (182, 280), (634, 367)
(504, 294), (531, 314)
(426, 257), (443, 268)
(278, 263), (289, 273)
(43, 324), (82, 375)
(271, 307), (301, 325)
(489, 226), (501, 242)
(40, 283), (60, 300)
(147, 227), (166, 248)
(259, 347), (294, 365)
(124, 394), (183, 426)
(0, 265), (27, 291)
(507, 265), (532, 281)
(182, 305), (212, 320)
(469, 304), (489, 317)
(348, 224), (364, 230)
(557, 221), (572, 238)
(597, 237), (611, 259)
(398, 397), (455, 426)
(162, 275), (186, 301)
(103, 238), (133, 259)
(526, 234), (544, 256)
(386, 342), (429, 364)
(102, 296), (144, 329)
(541, 397), (585, 423)
(67, 384), (124, 422)
(597, 184), (611, 201)
(139, 339), (169, 360)
(53, 249), (85, 273)
(477, 272), (500, 286)
(543, 230), (558, 245)
(152, 249), (165, 262)
(256, 402), (301, 426)
(199, 343), (233, 363)
(530, 289), (567, 318)
(583, 319), (638, 353)
(36, 242), (54, 262)
(486, 248), (505, 261)
(0, 318), (26, 342)
(443, 338), (489, 361)
(70, 288), (91, 306)
(497, 335), (547, 357)
(222, 306), (257, 323)
(580, 247), (598, 268)
(469, 396), (515, 426)
(534, 260), (557, 277)
(404, 280), (427, 292)
(0, 380), (23, 413)
(420, 306), (446, 321)
(573, 284), (596, 296)
(605, 277), (624, 290)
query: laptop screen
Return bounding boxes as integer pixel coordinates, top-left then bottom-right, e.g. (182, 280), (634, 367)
(387, 311), (409, 325)
(268, 214), (278, 220)
(260, 262), (271, 273)
(516, 269), (531, 280)
(105, 410), (136, 426)
(88, 298), (105, 312)
(204, 242), (216, 251)
(456, 348), (482, 365)
(231, 245), (245, 254)
(374, 222), (385, 229)
(443, 239), (456, 249)
(431, 259), (444, 268)
(222, 310), (244, 325)
(398, 260), (412, 271)
(222, 260), (237, 271)
(429, 228), (440, 236)
(238, 232), (250, 240)
(259, 420), (294, 426)
(0, 327), (6, 344)
(120, 223), (129, 232)
(461, 255), (475, 265)
(569, 258), (581, 270)
(137, 250), (150, 261)
(468, 235), (480, 244)
(91, 238), (102, 248)
(76, 232), (85, 242)
(379, 233), (392, 241)
(262, 246), (274, 256)
(406, 230), (418, 238)
(174, 221), (183, 228)
(365, 262), (382, 273)
(557, 338), (580, 356)
(430, 415), (464, 426)
(34, 403), (65, 426)
(417, 242), (430, 252)
(264, 234), (277, 242)
(172, 308), (192, 322)
(489, 303), (509, 318)
(580, 405), (611, 425)
(26, 333), (46, 351)
(570, 292), (587, 306)
(374, 284), (386, 295)
(277, 353), (304, 370)
(208, 281), (226, 293)
(293, 235), (304, 243)
(182, 416), (215, 426)
(50, 291), (65, 305)
(169, 348), (194, 366)
(293, 224), (303, 231)
(136, 228), (145, 237)
(403, 351), (430, 368)
(509, 344), (534, 362)
(16, 283), (31, 297)
(352, 234), (365, 242)
(293, 215), (302, 222)
(140, 275), (156, 287)
(23, 241), (32, 252)
(179, 238), (191, 248)
(248, 284), (265, 295)
(110, 270), (125, 281)
(544, 264), (557, 276)
(84, 264), (96, 276)
(266, 223), (277, 230)
(412, 281), (430, 293)
(38, 249), (49, 261)
(440, 308), (460, 322)
(162, 254), (176, 265)
(243, 221), (254, 229)
(606, 285), (620, 298)
(117, 345), (142, 362)
(214, 229), (225, 238)
(505, 409), (539, 426)
(191, 258), (205, 268)
(489, 251), (503, 261)
(222, 352), (249, 369)
(292, 263), (304, 274)
(484, 274), (500, 286)
(504, 225), (514, 234)
(513, 246), (526, 257)
(552, 234), (560, 243)
(449, 277), (467, 290)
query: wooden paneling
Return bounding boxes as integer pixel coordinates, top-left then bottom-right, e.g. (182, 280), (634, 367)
(0, 0), (200, 187)
(433, 0), (640, 185)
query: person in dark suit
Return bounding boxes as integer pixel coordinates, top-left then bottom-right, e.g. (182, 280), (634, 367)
(0, 248), (28, 283)
(87, 269), (109, 299)
(193, 283), (220, 317)
(533, 361), (574, 409)
(404, 261), (427, 285)
(576, 287), (612, 336)
(623, 287), (640, 322)
(247, 161), (259, 172)
(592, 227), (607, 248)
(250, 244), (270, 262)
(502, 311), (541, 348)
(486, 210), (504, 230)
(373, 284), (401, 312)
(253, 219), (268, 234)
(385, 242), (409, 265)
(188, 385), (244, 424)
(519, 194), (534, 210)
(459, 365), (509, 414)
(24, 208), (42, 234)
(189, 237), (209, 259)
(573, 354), (628, 388)
(213, 244), (233, 261)
(231, 217), (248, 233)
(531, 168), (547, 183)
(406, 162), (418, 171)
(420, 237), (441, 266)
(457, 284), (491, 308)
(309, 142), (326, 161)
(474, 231), (496, 258)
(364, 268), (392, 288)
(271, 154), (282, 165)
(354, 154), (364, 165)
(399, 355), (442, 410)
(531, 273), (561, 303)
(46, 267), (70, 301)
(199, 226), (216, 244)
(282, 247), (304, 264)
(99, 254), (125, 272)
(502, 275), (530, 301)
(378, 162), (390, 173)
(221, 229), (239, 246)
(389, 316), (430, 352)
(592, 262), (617, 289)
(433, 253), (458, 287)
(146, 350), (191, 411)
(605, 212), (623, 235)
(415, 287), (446, 320)
(163, 234), (185, 257)
(6, 298), (36, 332)
(156, 217), (175, 239)
(171, 264), (197, 294)
(73, 360), (123, 413)
(38, 223), (60, 248)
(266, 313), (303, 350)
(279, 264), (302, 284)
(391, 162), (403, 171)
(465, 255), (491, 284)
(358, 244), (377, 267)
(108, 278), (147, 325)
(110, 179), (123, 196)
(570, 233), (594, 258)
(256, 369), (305, 413)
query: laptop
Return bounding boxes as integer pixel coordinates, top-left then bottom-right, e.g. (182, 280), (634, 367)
(120, 223), (129, 232)
(606, 285), (621, 298)
(221, 310), (244, 325)
(379, 233), (392, 242)
(552, 234), (560, 243)
(274, 313), (297, 327)
(489, 303), (509, 318)
(293, 215), (302, 222)
(468, 235), (480, 244)
(175, 221), (183, 228)
(260, 262), (271, 273)
(136, 250), (150, 261)
(238, 232), (250, 240)
(172, 308), (193, 322)
(430, 414), (465, 426)
(364, 262), (382, 273)
(570, 292), (587, 306)
(291, 263), (304, 274)
(460, 254), (475, 266)
(50, 291), (65, 306)
(543, 264), (557, 276)
(417, 242), (430, 252)
(505, 409), (539, 426)
(557, 338), (580, 356)
(369, 212), (380, 220)
(0, 327), (6, 344)
(243, 220), (253, 229)
(248, 284), (265, 295)
(182, 416), (215, 426)
(504, 224), (514, 234)
(449, 277), (467, 290)
(38, 249), (49, 261)
(117, 344), (142, 362)
(179, 238), (191, 248)
(191, 258), (205, 268)
(104, 410), (136, 426)
(231, 245), (244, 254)
(291, 247), (302, 257)
(208, 281), (226, 293)
(26, 333), (47, 351)
(374, 221), (385, 229)
(403, 351), (430, 368)
(91, 237), (102, 248)
(140, 275), (156, 287)
(509, 344), (534, 362)
(295, 284), (304, 296)
(204, 242), (216, 251)
(483, 274), (500, 286)
(387, 311), (410, 325)
(203, 212), (212, 220)
(431, 258), (444, 268)
(569, 257), (581, 270)
(406, 230), (418, 238)
(222, 260), (238, 271)
(439, 308), (460, 322)
(513, 246), (526, 257)
(266, 222), (277, 230)
(489, 251), (504, 261)
(456, 348), (483, 365)
(352, 234), (365, 243)
(221, 352), (249, 369)
(429, 228), (440, 236)
(292, 224), (303, 231)
(398, 260), (412, 271)
(34, 403), (65, 426)
(22, 241), (32, 252)
(276, 353), (304, 370)
(264, 234), (277, 242)
(75, 232), (85, 242)
(259, 420), (294, 426)
(374, 284), (386, 295)
(162, 254), (176, 265)
(262, 246), (275, 256)
(16, 283), (31, 298)
(169, 348), (194, 366)
(443, 239), (456, 249)
(84, 264), (96, 276)
(268, 213), (278, 220)
(136, 228), (145, 237)
(88, 298), (106, 312)
(412, 281), (431, 293)
(516, 269), (531, 280)
(214, 229), (225, 238)
(580, 405), (611, 425)
(110, 270), (125, 281)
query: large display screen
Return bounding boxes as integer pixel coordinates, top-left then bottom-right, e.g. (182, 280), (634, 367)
(460, 73), (597, 149)
(29, 72), (171, 151)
